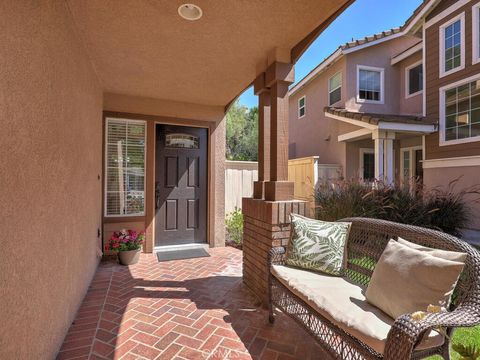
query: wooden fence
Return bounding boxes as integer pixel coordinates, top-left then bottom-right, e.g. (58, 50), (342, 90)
(288, 157), (342, 217)
(225, 161), (258, 214)
(225, 158), (341, 215)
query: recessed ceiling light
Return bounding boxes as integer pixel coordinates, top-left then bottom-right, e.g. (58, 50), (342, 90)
(178, 4), (203, 21)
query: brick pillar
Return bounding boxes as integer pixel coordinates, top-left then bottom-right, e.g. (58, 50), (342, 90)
(242, 198), (307, 306)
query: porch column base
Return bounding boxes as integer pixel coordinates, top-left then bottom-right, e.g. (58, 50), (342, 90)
(242, 197), (307, 306)
(264, 181), (294, 201)
(253, 181), (265, 199)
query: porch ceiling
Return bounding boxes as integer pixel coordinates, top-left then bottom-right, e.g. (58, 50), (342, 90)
(65, 0), (351, 107)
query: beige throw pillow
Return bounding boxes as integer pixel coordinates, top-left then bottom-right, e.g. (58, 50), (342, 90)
(397, 237), (467, 263)
(365, 240), (465, 319)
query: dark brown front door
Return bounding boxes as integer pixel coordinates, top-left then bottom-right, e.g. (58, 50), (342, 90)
(155, 125), (207, 246)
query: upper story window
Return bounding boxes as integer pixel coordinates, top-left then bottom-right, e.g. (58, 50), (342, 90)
(328, 72), (342, 106)
(105, 118), (146, 216)
(405, 61), (423, 98)
(357, 65), (384, 104)
(440, 75), (480, 145)
(473, 3), (480, 65)
(439, 13), (465, 77)
(298, 96), (306, 118)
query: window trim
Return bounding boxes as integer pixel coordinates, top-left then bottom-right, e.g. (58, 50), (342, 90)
(439, 73), (480, 146)
(104, 117), (147, 218)
(439, 12), (465, 78)
(356, 65), (385, 104)
(328, 71), (342, 106)
(473, 3), (480, 65)
(405, 60), (423, 99)
(298, 96), (306, 118)
(359, 148), (375, 180)
(400, 145), (423, 186)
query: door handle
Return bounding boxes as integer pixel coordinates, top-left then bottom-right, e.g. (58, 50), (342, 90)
(155, 181), (160, 209)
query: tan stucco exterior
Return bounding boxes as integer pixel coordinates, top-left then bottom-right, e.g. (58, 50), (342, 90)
(344, 36), (421, 114)
(288, 57), (359, 173)
(398, 51), (424, 116)
(0, 2), (103, 359)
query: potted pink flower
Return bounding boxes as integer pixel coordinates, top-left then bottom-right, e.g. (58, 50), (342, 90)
(106, 229), (144, 265)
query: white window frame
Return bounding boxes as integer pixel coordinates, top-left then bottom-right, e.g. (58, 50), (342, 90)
(400, 146), (423, 186)
(359, 148), (375, 180)
(298, 96), (306, 118)
(104, 117), (147, 217)
(356, 65), (385, 104)
(439, 73), (480, 146)
(405, 60), (423, 99)
(439, 12), (465, 78)
(328, 72), (342, 106)
(473, 3), (480, 65)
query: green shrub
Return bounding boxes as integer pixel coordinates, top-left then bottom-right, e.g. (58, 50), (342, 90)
(314, 178), (480, 237)
(226, 208), (243, 247)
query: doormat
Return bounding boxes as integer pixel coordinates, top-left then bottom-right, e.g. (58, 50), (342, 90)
(156, 248), (210, 262)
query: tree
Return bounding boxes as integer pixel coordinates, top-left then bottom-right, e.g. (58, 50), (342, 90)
(226, 101), (258, 161)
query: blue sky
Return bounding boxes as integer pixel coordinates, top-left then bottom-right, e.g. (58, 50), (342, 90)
(238, 0), (423, 108)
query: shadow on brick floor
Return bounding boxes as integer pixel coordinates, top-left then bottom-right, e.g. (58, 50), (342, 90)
(57, 247), (331, 360)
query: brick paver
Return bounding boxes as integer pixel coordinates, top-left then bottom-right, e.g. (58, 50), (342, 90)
(57, 247), (329, 360)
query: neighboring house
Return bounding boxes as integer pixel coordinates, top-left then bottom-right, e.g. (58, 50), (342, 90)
(289, 0), (480, 232)
(289, 29), (432, 186)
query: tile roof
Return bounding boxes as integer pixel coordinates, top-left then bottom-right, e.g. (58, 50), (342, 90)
(340, 27), (402, 50)
(324, 107), (437, 125)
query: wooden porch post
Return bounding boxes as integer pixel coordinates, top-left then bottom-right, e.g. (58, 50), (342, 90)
(264, 61), (294, 201)
(242, 61), (306, 306)
(253, 73), (270, 199)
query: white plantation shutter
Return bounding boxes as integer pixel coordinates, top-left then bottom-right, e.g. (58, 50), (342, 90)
(105, 119), (146, 216)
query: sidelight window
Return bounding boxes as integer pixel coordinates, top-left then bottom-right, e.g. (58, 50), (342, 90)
(105, 118), (146, 216)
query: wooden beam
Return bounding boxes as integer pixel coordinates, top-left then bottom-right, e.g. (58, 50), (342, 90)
(264, 62), (294, 201)
(291, 0), (354, 63)
(337, 128), (372, 142)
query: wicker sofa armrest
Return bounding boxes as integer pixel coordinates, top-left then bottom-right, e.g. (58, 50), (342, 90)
(384, 307), (480, 360)
(268, 247), (286, 267)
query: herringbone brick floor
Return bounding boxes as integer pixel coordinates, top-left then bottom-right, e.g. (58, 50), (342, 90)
(57, 247), (329, 360)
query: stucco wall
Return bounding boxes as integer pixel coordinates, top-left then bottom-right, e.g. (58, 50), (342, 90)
(0, 1), (102, 359)
(288, 57), (351, 165)
(344, 35), (420, 114)
(397, 51), (423, 116)
(424, 166), (480, 230)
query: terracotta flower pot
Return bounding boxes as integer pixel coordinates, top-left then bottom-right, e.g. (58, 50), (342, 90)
(117, 249), (141, 265)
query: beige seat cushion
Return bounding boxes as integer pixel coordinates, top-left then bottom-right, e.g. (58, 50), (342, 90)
(398, 237), (467, 262)
(271, 265), (444, 355)
(366, 240), (465, 320)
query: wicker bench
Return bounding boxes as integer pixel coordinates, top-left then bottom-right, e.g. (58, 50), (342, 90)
(268, 217), (480, 360)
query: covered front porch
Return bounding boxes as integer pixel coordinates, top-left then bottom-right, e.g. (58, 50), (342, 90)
(1, 1), (355, 358)
(325, 107), (436, 185)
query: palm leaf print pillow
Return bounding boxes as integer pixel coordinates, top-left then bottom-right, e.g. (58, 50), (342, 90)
(286, 214), (351, 276)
